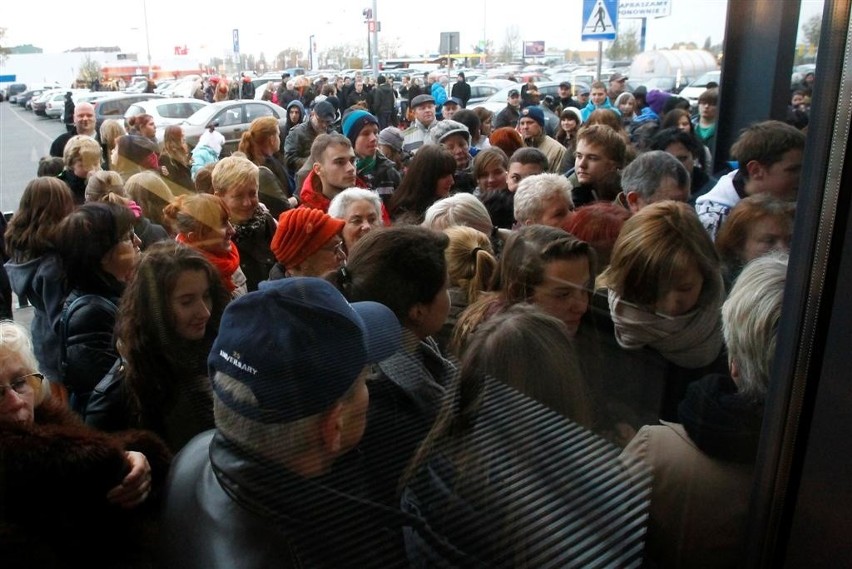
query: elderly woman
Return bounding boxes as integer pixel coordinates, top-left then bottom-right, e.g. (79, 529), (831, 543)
(212, 155), (277, 292)
(328, 187), (383, 252)
(0, 320), (170, 567)
(621, 253), (788, 568)
(513, 173), (575, 228)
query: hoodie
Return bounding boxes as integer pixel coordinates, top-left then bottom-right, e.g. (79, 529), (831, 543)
(580, 97), (621, 122)
(695, 170), (742, 241)
(5, 253), (66, 381)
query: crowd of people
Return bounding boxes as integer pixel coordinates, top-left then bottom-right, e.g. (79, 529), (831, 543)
(0, 66), (808, 567)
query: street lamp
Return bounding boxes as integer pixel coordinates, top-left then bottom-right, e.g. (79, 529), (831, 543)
(142, 0), (153, 78)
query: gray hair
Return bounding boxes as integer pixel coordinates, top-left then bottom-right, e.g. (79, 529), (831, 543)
(620, 150), (689, 202)
(0, 320), (48, 405)
(328, 188), (382, 220)
(423, 193), (493, 235)
(722, 252), (788, 401)
(514, 173), (574, 224)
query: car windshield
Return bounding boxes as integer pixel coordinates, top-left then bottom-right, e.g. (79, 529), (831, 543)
(184, 104), (221, 126)
(691, 71), (721, 87)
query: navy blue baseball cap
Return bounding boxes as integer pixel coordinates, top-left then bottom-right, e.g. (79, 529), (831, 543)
(209, 277), (401, 423)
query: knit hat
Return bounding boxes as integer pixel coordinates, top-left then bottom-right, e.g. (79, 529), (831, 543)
(377, 127), (404, 153)
(209, 277), (401, 423)
(430, 119), (470, 144)
(646, 89), (672, 116)
(271, 208), (345, 269)
(312, 100), (336, 122)
(519, 106), (545, 128)
(342, 110), (379, 146)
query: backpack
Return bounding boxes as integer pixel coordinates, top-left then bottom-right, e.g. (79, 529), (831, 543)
(59, 294), (118, 390)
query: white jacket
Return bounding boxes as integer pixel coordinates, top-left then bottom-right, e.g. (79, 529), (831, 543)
(695, 170), (740, 241)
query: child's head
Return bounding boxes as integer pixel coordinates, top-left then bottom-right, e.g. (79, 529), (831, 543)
(604, 201), (720, 316)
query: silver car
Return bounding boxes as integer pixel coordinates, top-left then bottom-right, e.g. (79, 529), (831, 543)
(179, 99), (287, 155)
(124, 97), (209, 141)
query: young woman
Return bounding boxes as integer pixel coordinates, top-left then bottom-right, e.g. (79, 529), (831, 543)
(163, 193), (247, 298)
(5, 177), (76, 382)
(159, 125), (194, 195)
(212, 156), (277, 292)
(329, 226), (455, 508)
(435, 225), (497, 353)
(388, 145), (456, 225)
(472, 147), (513, 230)
(99, 118), (126, 171)
(54, 202), (142, 413)
(400, 306), (640, 567)
(85, 243), (228, 452)
(555, 107), (583, 156)
(237, 116), (294, 218)
(115, 114), (160, 182)
(453, 225), (596, 355)
(601, 200), (724, 370)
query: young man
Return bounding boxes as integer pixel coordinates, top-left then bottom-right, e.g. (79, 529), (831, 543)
(614, 150), (691, 213)
(342, 110), (401, 209)
(160, 277), (413, 568)
(581, 81), (620, 122)
(568, 124), (627, 207)
(492, 88), (521, 130)
(298, 133), (357, 212)
(517, 106), (568, 174)
(402, 94), (438, 155)
(696, 120), (805, 240)
(607, 72), (628, 105)
(450, 72), (471, 107)
(692, 88), (718, 159)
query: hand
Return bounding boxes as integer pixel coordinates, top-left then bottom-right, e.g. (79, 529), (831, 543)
(107, 451), (152, 509)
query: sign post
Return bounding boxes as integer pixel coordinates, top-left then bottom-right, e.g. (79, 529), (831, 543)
(581, 0), (619, 80)
(232, 29), (240, 72)
(618, 0), (672, 53)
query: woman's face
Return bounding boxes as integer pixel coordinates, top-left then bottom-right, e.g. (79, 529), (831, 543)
(0, 357), (38, 427)
(561, 117), (578, 135)
(654, 258), (704, 317)
(267, 132), (281, 155)
(101, 228), (142, 283)
(477, 162), (508, 192)
(196, 217), (236, 255)
(140, 117), (156, 138)
(436, 173), (454, 198)
(170, 269), (213, 342)
(341, 199), (380, 251)
(222, 180), (259, 223)
(677, 115), (691, 133)
(531, 257), (591, 336)
(413, 274), (451, 339)
(618, 98), (635, 116)
(480, 118), (492, 137)
(742, 216), (791, 263)
(442, 135), (470, 170)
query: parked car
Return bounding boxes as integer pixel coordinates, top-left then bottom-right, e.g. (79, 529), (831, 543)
(179, 99), (287, 156)
(680, 70), (722, 109)
(4, 83), (27, 103)
(467, 79), (515, 106)
(31, 89), (63, 115)
(124, 97), (209, 141)
(18, 89), (47, 109)
(91, 93), (166, 130)
(628, 76), (693, 95)
(470, 80), (563, 114)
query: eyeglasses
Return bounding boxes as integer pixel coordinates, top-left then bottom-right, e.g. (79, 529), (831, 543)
(321, 240), (347, 260)
(0, 373), (42, 399)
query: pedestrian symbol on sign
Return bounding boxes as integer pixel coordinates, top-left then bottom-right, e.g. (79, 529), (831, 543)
(583, 0), (616, 36)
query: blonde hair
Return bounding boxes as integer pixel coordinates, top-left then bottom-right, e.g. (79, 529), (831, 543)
(163, 193), (230, 237)
(423, 193), (493, 236)
(602, 200), (720, 307)
(212, 156), (259, 196)
(63, 135), (102, 171)
(444, 226), (497, 305)
(99, 119), (127, 155)
(85, 170), (125, 203)
(125, 171), (175, 227)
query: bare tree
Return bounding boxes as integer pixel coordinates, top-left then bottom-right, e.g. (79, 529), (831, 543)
(499, 26), (521, 63)
(606, 26), (640, 61)
(77, 55), (101, 84)
(0, 28), (8, 64)
(801, 14), (821, 52)
(379, 36), (402, 59)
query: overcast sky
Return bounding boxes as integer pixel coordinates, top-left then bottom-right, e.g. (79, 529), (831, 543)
(3, 0), (824, 62)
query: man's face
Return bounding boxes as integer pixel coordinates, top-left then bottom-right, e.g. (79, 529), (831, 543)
(590, 88), (607, 106)
(574, 139), (618, 186)
(627, 176), (689, 214)
(74, 103), (95, 135)
(316, 143), (357, 192)
(559, 86), (572, 99)
(508, 94), (521, 109)
(414, 103), (436, 126)
(442, 103), (459, 120)
(517, 117), (542, 139)
(311, 112), (332, 133)
(699, 101), (717, 121)
(748, 148), (803, 201)
(609, 79), (626, 95)
(355, 80), (363, 92)
(507, 161), (544, 192)
(354, 124), (379, 158)
(442, 134), (470, 170)
(457, 74), (464, 83)
(665, 141), (696, 174)
(289, 107), (301, 124)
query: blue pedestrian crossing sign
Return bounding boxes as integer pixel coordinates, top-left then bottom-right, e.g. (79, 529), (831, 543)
(582, 0), (619, 41)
